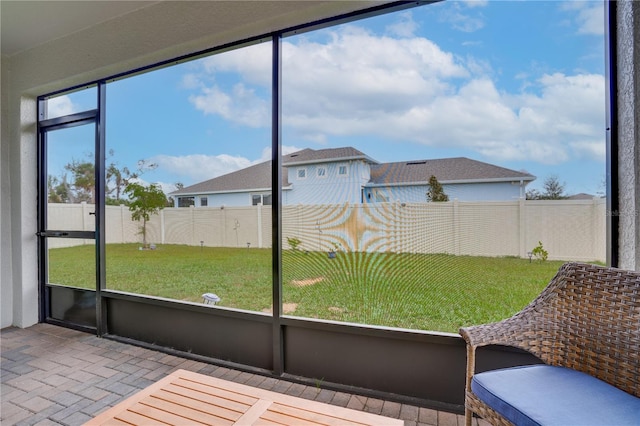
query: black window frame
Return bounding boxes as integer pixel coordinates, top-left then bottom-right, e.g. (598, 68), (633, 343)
(36, 0), (619, 322)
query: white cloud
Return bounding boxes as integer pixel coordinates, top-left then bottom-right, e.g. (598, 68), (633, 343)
(156, 181), (180, 196)
(146, 145), (304, 186)
(280, 26), (605, 165)
(385, 11), (418, 38)
(189, 83), (269, 128)
(201, 42), (272, 87)
(461, 0), (488, 8)
(47, 95), (76, 117)
(180, 73), (201, 90)
(186, 42), (272, 128)
(279, 26), (468, 138)
(569, 140), (606, 161)
(438, 2), (486, 33)
(402, 73), (605, 165)
(182, 19), (604, 167)
(561, 1), (604, 36)
(125, 176), (177, 198)
(576, 4), (604, 36)
(147, 153), (252, 183)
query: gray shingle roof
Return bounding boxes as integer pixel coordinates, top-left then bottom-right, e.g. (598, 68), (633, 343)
(171, 160), (287, 195)
(172, 147), (370, 195)
(170, 148), (534, 196)
(369, 157), (535, 186)
(567, 193), (596, 200)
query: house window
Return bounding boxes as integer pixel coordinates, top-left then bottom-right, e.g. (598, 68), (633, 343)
(375, 190), (388, 202)
(338, 164), (348, 176)
(297, 168), (307, 179)
(200, 197), (208, 207)
(317, 167), (327, 178)
(178, 197), (195, 207)
(252, 194), (272, 205)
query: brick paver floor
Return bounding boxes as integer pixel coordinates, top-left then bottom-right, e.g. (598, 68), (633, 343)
(1, 323), (480, 426)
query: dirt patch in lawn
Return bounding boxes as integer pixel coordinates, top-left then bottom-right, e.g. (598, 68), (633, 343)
(263, 303), (298, 314)
(291, 277), (325, 287)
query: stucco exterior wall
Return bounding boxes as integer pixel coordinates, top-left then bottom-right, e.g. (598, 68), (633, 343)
(1, 57), (13, 328)
(365, 181), (526, 203)
(616, 1), (640, 271)
(284, 160), (371, 205)
(178, 192), (258, 208)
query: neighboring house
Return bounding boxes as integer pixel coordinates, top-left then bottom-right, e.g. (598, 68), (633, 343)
(170, 147), (535, 207)
(567, 193), (597, 200)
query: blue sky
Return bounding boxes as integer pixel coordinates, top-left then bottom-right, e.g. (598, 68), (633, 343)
(48, 0), (606, 197)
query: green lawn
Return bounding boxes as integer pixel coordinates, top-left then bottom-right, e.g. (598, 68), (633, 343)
(48, 243), (568, 333)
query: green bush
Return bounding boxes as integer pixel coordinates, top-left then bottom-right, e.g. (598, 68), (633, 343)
(531, 241), (548, 261)
(287, 236), (301, 250)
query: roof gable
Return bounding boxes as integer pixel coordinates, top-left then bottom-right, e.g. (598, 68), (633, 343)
(171, 160), (288, 195)
(283, 147), (377, 166)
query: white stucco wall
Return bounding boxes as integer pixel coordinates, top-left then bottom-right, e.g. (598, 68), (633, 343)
(284, 161), (371, 205)
(364, 181), (526, 203)
(1, 57), (12, 328)
(616, 1), (640, 271)
(182, 192), (258, 208)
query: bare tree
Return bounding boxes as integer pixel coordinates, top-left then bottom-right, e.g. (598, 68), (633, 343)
(526, 175), (567, 200)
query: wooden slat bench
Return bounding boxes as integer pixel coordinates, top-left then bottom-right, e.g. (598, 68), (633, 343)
(85, 369), (403, 425)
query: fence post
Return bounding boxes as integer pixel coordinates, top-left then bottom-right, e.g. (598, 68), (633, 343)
(81, 202), (89, 245)
(453, 199), (460, 255)
(81, 201), (88, 230)
(221, 206), (226, 247)
(190, 205), (195, 246)
(160, 209), (165, 244)
(120, 204), (126, 243)
(257, 204), (263, 248)
(519, 197), (527, 258)
(592, 197), (599, 260)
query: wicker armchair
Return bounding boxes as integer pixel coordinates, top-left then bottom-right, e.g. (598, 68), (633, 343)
(459, 262), (640, 426)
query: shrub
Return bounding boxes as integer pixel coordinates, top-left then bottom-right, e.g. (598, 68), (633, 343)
(531, 241), (548, 261)
(287, 236), (301, 250)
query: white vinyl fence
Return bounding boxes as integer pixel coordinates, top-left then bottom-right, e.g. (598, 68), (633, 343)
(47, 198), (606, 262)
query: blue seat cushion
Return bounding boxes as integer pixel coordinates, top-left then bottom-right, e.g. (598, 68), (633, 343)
(471, 364), (640, 426)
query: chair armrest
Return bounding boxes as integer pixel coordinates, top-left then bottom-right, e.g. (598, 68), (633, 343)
(459, 310), (557, 393)
(460, 310), (553, 355)
(460, 264), (572, 360)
